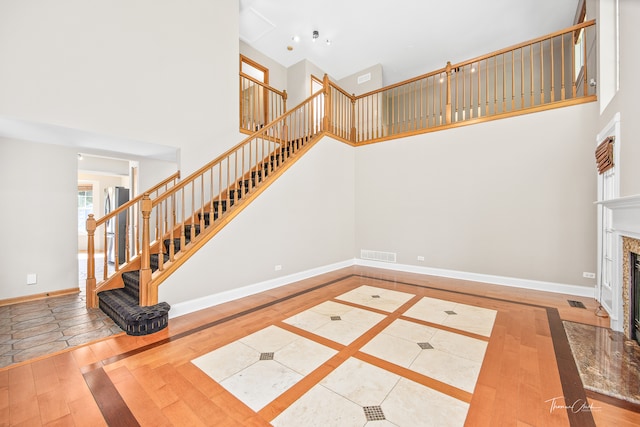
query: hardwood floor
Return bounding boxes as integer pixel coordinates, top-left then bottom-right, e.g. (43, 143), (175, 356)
(1, 266), (639, 426)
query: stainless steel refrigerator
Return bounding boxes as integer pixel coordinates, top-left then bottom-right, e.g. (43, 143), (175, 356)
(105, 186), (130, 265)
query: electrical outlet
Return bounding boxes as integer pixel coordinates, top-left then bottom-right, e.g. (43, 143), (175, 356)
(583, 272), (596, 279)
(417, 256), (425, 261)
(275, 265), (282, 271)
(27, 273), (37, 285)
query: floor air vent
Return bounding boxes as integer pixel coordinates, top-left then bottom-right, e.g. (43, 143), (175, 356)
(360, 250), (397, 263)
(567, 300), (586, 309)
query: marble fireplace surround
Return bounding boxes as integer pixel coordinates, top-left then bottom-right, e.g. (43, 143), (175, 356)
(622, 236), (640, 339)
(599, 194), (640, 336)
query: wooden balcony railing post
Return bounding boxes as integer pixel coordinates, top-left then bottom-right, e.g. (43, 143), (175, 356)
(322, 74), (331, 131)
(283, 90), (288, 113)
(85, 214), (97, 308)
(140, 194), (154, 306)
(445, 61), (452, 124)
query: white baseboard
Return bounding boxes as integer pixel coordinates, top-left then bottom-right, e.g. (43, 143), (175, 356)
(355, 259), (597, 298)
(169, 258), (596, 319)
(168, 259), (355, 319)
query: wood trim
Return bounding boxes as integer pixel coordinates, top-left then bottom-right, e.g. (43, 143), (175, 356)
(0, 288), (80, 307)
(83, 368), (140, 426)
(240, 54), (269, 85)
(351, 95), (597, 147)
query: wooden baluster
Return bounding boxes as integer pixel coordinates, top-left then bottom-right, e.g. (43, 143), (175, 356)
(139, 194), (153, 306)
(476, 61), (482, 117)
(157, 202), (164, 271)
(102, 225), (108, 280)
(530, 45), (534, 106)
(462, 67), (466, 120)
(561, 33), (566, 100)
(493, 56), (498, 114)
(521, 48), (525, 108)
(540, 41), (545, 104)
(350, 95), (356, 143)
(125, 209), (130, 263)
(85, 214), (97, 308)
(511, 51), (515, 110)
(445, 61), (452, 124)
(550, 37), (555, 102)
(502, 54), (506, 112)
(583, 30), (588, 96)
(485, 59), (489, 116)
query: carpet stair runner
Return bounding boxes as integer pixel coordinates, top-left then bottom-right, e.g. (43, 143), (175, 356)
(97, 137), (310, 335)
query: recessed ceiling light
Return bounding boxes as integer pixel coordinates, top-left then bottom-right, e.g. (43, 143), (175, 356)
(291, 35), (300, 43)
(325, 39), (331, 45)
(287, 45), (293, 51)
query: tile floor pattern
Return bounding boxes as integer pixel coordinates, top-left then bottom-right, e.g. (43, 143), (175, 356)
(193, 285), (497, 427)
(0, 292), (122, 368)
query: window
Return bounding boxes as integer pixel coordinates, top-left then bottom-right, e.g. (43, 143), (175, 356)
(78, 184), (93, 233)
(240, 55), (268, 84)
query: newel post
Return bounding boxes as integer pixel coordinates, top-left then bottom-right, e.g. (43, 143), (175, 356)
(445, 61), (452, 124)
(140, 194), (154, 306)
(282, 90), (288, 113)
(86, 214), (97, 308)
(322, 73), (331, 131)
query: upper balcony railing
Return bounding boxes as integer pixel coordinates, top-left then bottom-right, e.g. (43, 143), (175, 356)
(239, 72), (287, 134)
(326, 20), (597, 144)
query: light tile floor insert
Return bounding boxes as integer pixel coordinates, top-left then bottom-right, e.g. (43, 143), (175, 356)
(191, 285), (497, 426)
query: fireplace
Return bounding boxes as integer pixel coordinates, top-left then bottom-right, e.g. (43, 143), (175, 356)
(597, 195), (640, 336)
(621, 236), (640, 341)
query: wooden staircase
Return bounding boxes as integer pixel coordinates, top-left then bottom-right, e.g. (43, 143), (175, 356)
(88, 94), (324, 334)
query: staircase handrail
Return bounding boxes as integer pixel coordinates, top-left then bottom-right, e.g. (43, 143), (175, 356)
(239, 72), (288, 134)
(93, 171), (181, 228)
(136, 88), (327, 305)
(239, 72), (287, 99)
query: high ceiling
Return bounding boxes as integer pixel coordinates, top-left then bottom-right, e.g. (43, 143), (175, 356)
(240, 0), (580, 85)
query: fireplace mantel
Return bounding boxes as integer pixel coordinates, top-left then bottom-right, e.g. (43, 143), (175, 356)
(597, 194), (640, 210)
(596, 194), (640, 237)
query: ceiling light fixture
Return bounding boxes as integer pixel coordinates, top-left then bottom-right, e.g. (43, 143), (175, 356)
(312, 30), (319, 42)
(291, 35), (300, 43)
(325, 39), (331, 46)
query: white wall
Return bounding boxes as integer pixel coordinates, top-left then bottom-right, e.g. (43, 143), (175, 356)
(355, 102), (599, 288)
(598, 0), (640, 196)
(0, 138), (78, 297)
(286, 59), (328, 107)
(0, 0), (239, 177)
(337, 64), (384, 96)
(0, 0), (240, 300)
(159, 137), (355, 305)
